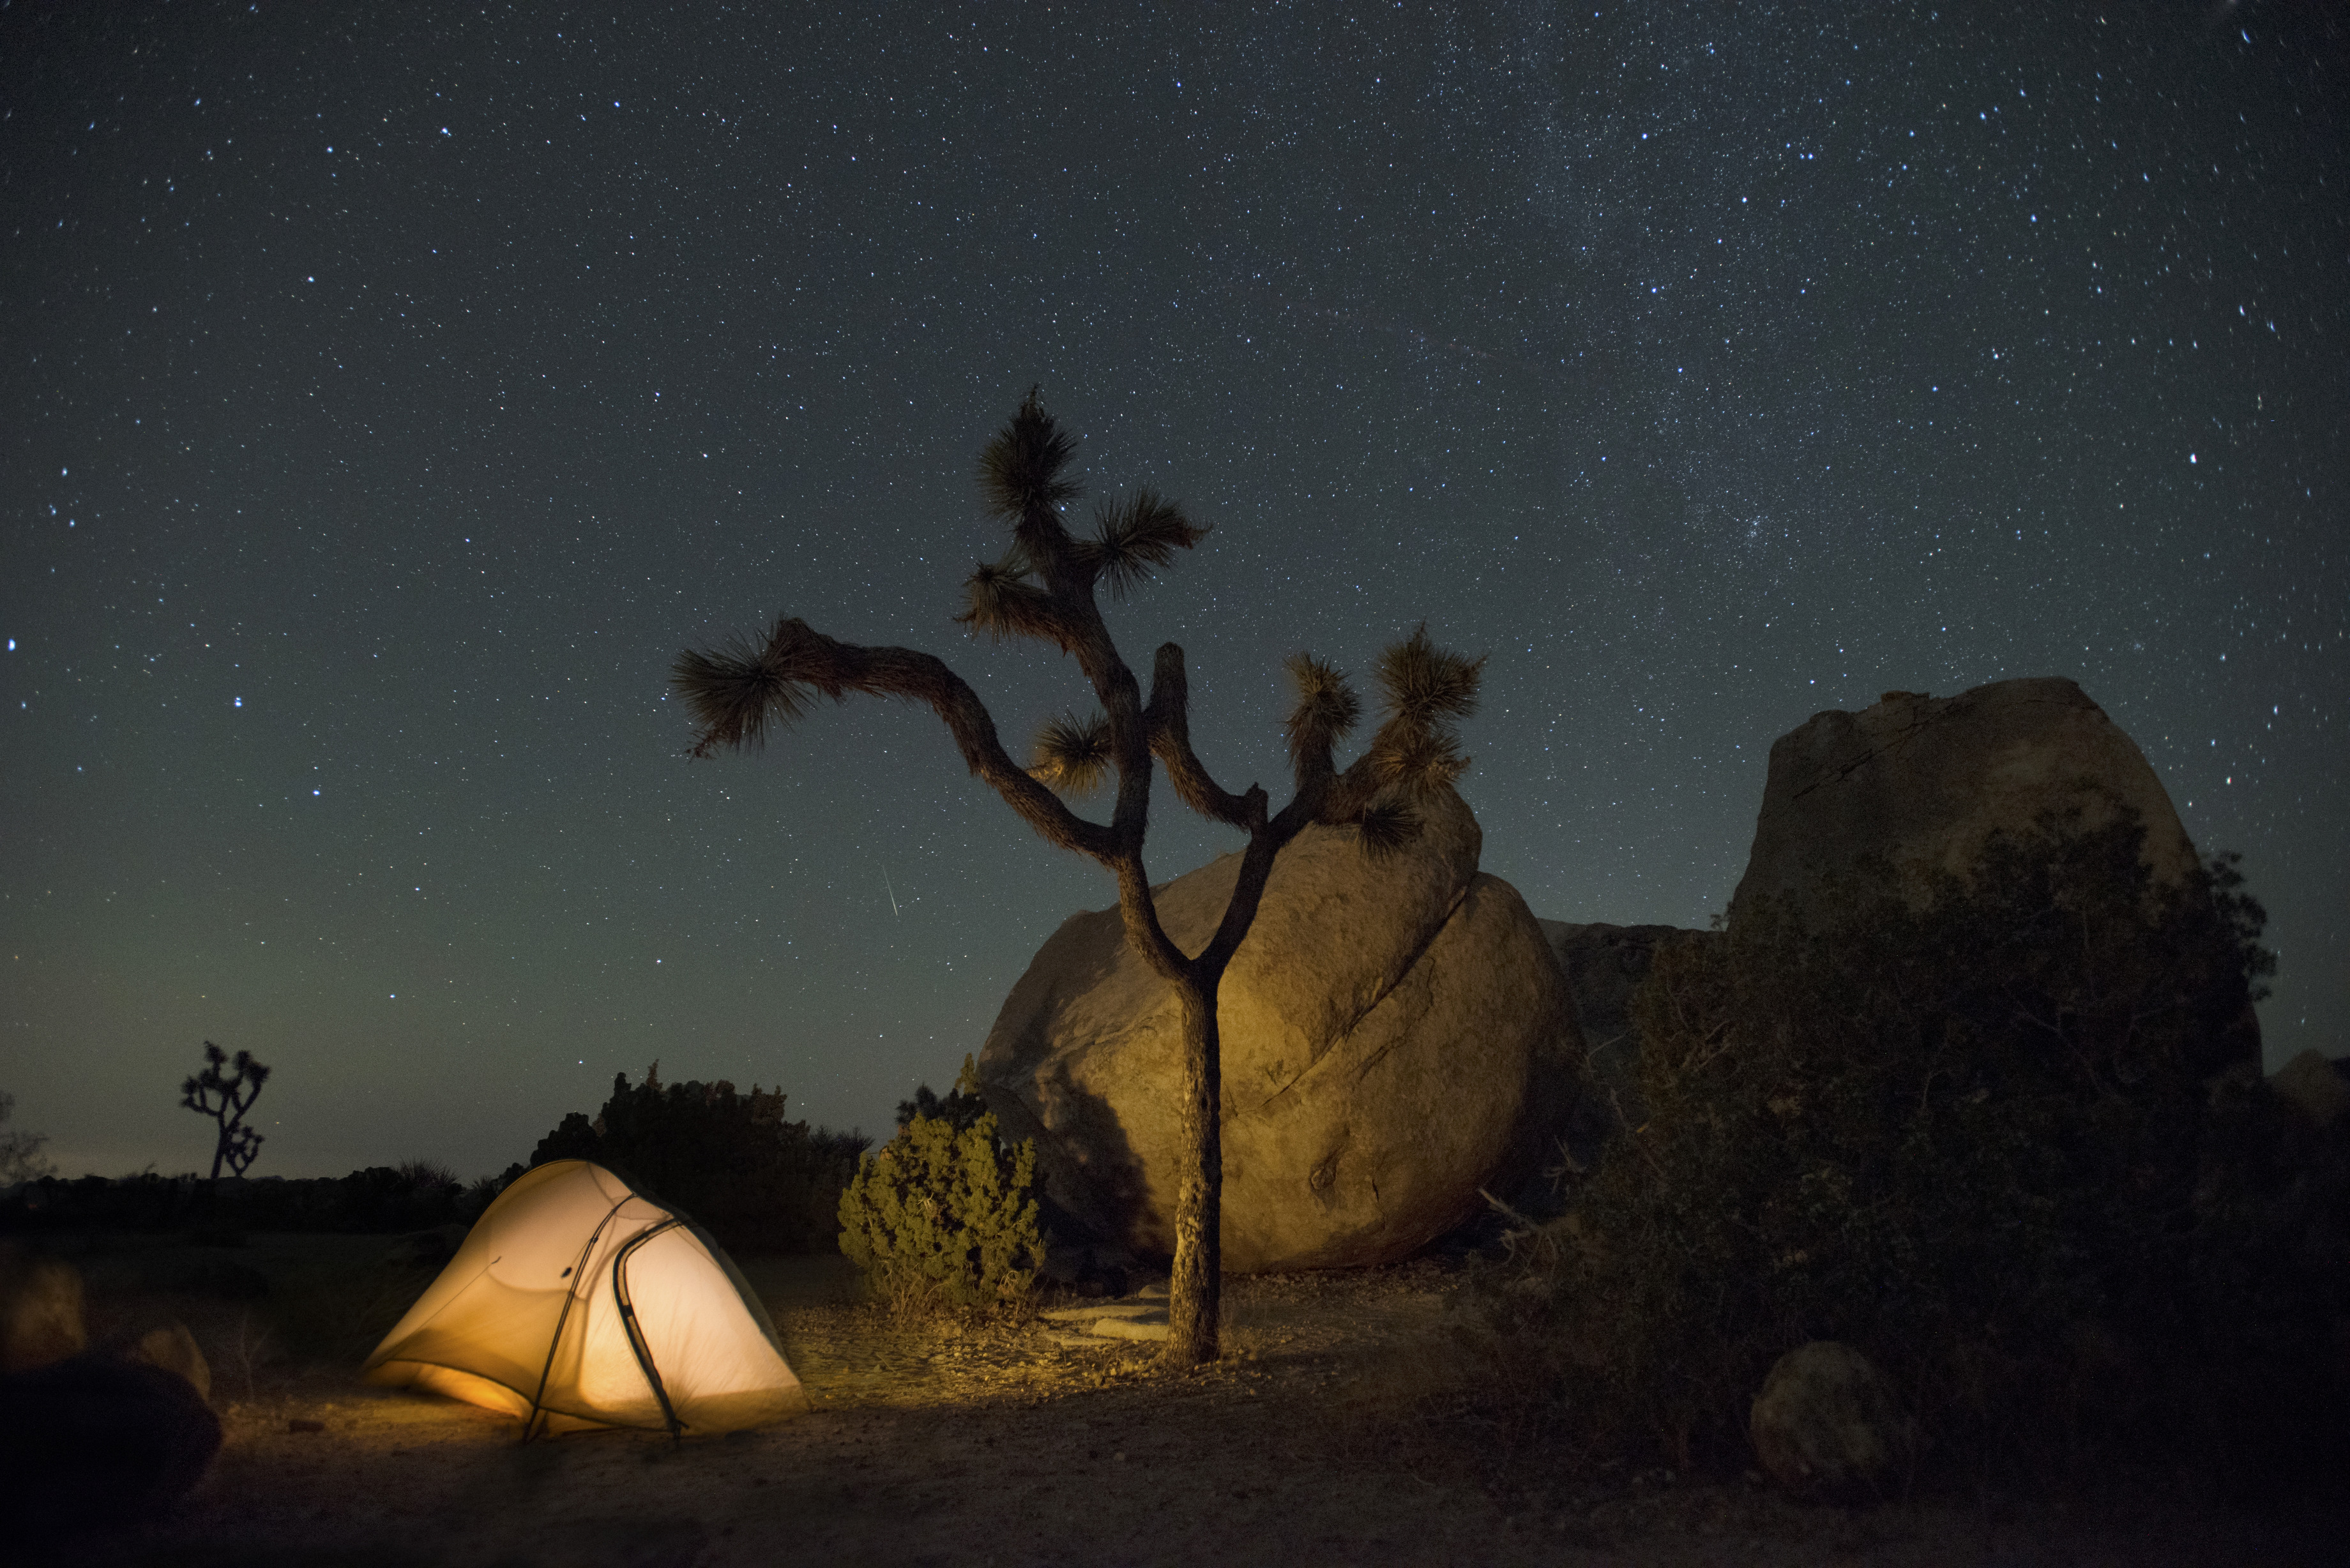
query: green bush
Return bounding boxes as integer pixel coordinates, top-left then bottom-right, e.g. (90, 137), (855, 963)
(837, 1108), (1045, 1318)
(1472, 803), (2329, 1484)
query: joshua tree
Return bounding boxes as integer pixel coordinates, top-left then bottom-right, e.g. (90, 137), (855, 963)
(672, 391), (1482, 1365)
(0, 1089), (57, 1186)
(181, 1041), (271, 1182)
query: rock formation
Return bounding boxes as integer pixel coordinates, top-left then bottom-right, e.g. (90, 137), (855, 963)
(1727, 677), (2258, 1072)
(976, 787), (1581, 1273)
(1729, 677), (2201, 923)
(0, 1245), (222, 1535)
(1749, 1341), (1918, 1502)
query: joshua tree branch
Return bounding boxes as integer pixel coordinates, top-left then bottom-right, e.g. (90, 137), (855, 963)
(678, 621), (1121, 862)
(1197, 818), (1310, 974)
(1145, 644), (1259, 828)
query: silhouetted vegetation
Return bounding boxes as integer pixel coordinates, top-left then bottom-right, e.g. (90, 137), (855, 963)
(838, 1108), (1045, 1318)
(1469, 806), (2344, 1497)
(0, 1090), (56, 1186)
(894, 1053), (992, 1135)
(179, 1043), (271, 1182)
(0, 1162), (501, 1236)
(523, 1062), (869, 1255)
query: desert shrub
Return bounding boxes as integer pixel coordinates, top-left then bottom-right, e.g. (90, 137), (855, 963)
(837, 1108), (1045, 1318)
(522, 1064), (868, 1254)
(342, 1166), (476, 1230)
(461, 1168), (521, 1219)
(2176, 1061), (2350, 1493)
(1473, 803), (2312, 1482)
(393, 1157), (460, 1191)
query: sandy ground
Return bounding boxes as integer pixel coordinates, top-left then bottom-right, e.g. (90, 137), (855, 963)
(45, 1235), (2344, 1567)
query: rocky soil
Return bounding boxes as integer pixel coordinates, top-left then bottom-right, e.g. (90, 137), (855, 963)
(41, 1237), (2340, 1567)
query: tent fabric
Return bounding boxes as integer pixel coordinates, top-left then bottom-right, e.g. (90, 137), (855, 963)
(362, 1160), (807, 1437)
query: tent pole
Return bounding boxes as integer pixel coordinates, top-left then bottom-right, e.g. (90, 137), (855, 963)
(522, 1194), (631, 1444)
(613, 1219), (686, 1442)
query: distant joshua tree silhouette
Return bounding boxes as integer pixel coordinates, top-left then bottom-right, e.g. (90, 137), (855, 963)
(0, 1089), (56, 1185)
(181, 1042), (272, 1181)
(672, 390), (1482, 1366)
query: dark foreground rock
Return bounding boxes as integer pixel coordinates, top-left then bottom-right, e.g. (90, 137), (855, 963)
(1749, 1340), (1920, 1504)
(0, 1244), (223, 1535)
(978, 787), (1582, 1272)
(2270, 1049), (2350, 1131)
(0, 1352), (224, 1535)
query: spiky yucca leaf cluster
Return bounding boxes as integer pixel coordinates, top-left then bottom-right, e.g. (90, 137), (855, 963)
(670, 616), (843, 757)
(1080, 489), (1212, 599)
(956, 555), (1063, 644)
(1353, 799), (1421, 861)
(1029, 710), (1114, 796)
(1375, 623), (1485, 730)
(1360, 626), (1483, 803)
(1275, 625), (1485, 859)
(1282, 652), (1361, 762)
(976, 388), (1081, 522)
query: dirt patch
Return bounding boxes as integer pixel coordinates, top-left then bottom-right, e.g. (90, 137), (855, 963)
(38, 1238), (2337, 1567)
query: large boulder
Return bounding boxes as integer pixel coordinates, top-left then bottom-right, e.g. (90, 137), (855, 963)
(1728, 677), (2257, 1073)
(1729, 678), (2201, 923)
(0, 1250), (222, 1537)
(976, 788), (1581, 1272)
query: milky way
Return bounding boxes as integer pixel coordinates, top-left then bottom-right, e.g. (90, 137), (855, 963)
(4, 4), (2342, 1177)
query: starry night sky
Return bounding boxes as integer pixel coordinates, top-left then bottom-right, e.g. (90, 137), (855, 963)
(4, 3), (2344, 1180)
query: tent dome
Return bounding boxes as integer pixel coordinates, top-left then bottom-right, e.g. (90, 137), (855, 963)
(363, 1160), (807, 1437)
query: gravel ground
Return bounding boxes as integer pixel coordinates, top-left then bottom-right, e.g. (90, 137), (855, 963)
(43, 1239), (2342, 1567)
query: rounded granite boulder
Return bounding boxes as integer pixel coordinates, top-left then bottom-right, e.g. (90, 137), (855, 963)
(975, 787), (1581, 1273)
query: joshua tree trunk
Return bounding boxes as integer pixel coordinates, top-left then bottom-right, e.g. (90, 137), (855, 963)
(1166, 977), (1223, 1364)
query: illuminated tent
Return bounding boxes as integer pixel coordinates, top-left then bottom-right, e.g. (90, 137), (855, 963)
(362, 1159), (808, 1438)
